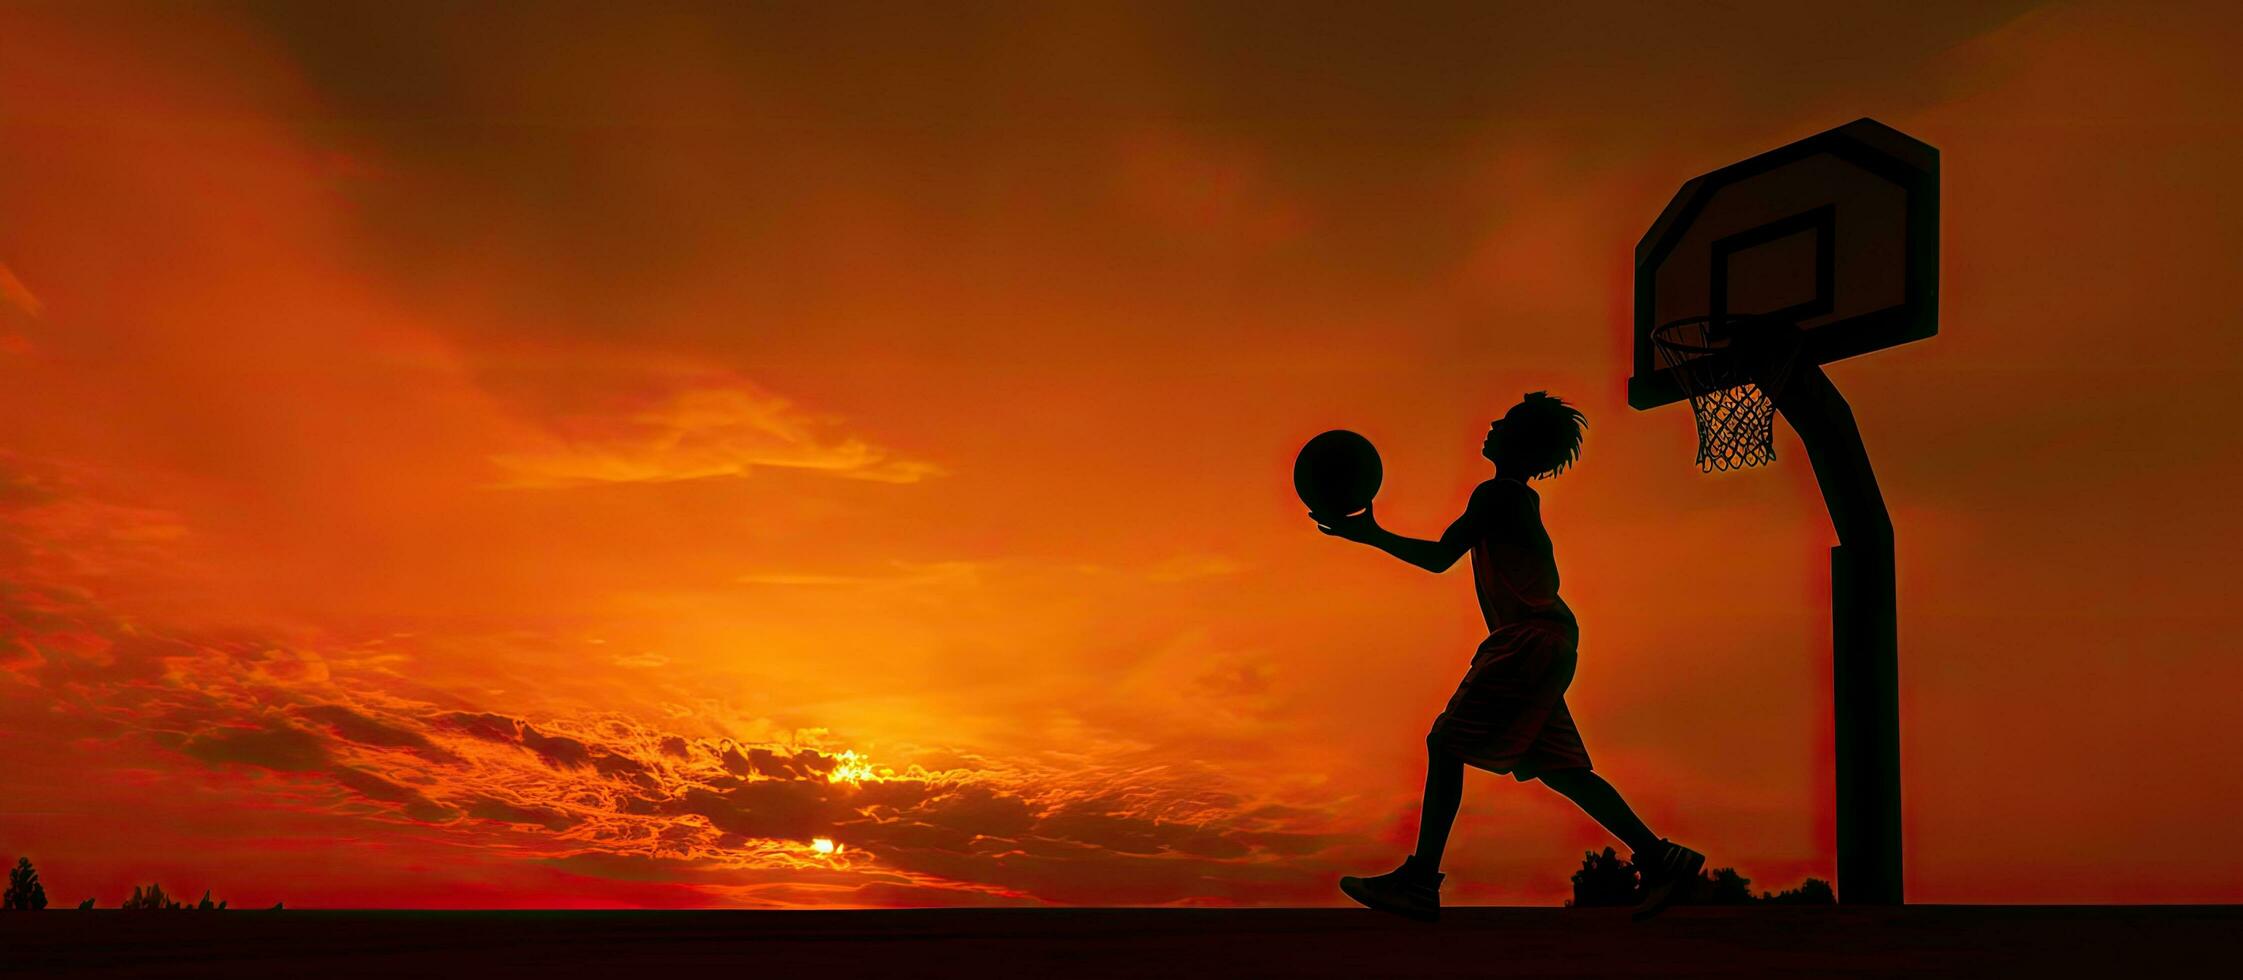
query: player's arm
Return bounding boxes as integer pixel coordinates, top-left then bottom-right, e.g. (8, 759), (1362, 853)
(1313, 487), (1493, 573)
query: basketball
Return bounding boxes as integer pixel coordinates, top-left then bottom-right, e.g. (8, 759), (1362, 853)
(1294, 429), (1381, 517)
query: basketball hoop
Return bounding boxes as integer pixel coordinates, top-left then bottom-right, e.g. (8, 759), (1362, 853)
(1627, 118), (1938, 904)
(1649, 314), (1800, 472)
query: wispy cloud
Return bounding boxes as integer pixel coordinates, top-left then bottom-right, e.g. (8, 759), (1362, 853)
(735, 560), (984, 590)
(0, 261), (41, 318)
(491, 382), (943, 488)
(1141, 554), (1245, 583)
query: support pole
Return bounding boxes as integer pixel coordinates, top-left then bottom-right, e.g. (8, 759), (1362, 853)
(1770, 361), (1903, 905)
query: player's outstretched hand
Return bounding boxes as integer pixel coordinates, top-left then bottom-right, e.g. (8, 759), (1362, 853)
(1312, 504), (1379, 543)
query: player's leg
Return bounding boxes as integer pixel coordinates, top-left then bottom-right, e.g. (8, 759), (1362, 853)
(1536, 768), (1658, 854)
(1412, 736), (1467, 869)
(1338, 735), (1457, 922)
(1537, 767), (1703, 920)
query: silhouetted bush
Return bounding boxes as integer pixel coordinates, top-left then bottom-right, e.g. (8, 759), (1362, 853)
(1567, 847), (1640, 907)
(1563, 853), (1840, 909)
(122, 882), (182, 910)
(115, 883), (230, 909)
(4, 857), (46, 910)
(2, 859), (259, 910)
(1762, 877), (1836, 905)
(1690, 866), (1756, 905)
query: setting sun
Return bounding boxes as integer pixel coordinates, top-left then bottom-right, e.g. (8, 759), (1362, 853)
(824, 751), (883, 786)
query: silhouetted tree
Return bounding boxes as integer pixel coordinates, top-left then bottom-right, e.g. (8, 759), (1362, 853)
(77, 897), (95, 910)
(193, 888), (226, 910)
(122, 882), (182, 910)
(1763, 877), (1836, 905)
(1567, 847), (1640, 907)
(4, 857), (46, 910)
(270, 901), (284, 910)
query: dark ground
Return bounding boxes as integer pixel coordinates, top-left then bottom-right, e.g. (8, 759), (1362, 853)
(5, 906), (2238, 978)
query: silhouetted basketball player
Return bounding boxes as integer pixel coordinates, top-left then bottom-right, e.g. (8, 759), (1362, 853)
(1313, 392), (1704, 921)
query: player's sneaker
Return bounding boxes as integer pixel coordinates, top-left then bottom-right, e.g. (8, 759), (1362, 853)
(1339, 854), (1443, 922)
(1632, 839), (1705, 921)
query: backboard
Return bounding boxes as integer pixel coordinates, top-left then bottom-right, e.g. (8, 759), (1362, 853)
(1629, 118), (1939, 410)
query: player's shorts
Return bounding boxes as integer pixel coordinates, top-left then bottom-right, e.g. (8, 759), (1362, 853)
(1428, 617), (1593, 781)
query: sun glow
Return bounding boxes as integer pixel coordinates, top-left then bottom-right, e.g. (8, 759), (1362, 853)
(825, 750), (882, 784)
(811, 837), (838, 855)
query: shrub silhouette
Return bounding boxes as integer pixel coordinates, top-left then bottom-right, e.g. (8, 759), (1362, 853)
(122, 882), (183, 910)
(0, 859), (258, 911)
(1691, 866), (1756, 905)
(1763, 877), (1836, 905)
(1567, 847), (1640, 907)
(1562, 853), (1840, 909)
(116, 883), (228, 909)
(4, 857), (47, 910)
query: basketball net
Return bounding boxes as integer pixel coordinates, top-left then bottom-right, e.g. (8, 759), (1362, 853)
(1650, 314), (1800, 472)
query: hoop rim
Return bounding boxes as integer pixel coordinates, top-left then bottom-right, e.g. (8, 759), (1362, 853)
(1649, 312), (1800, 354)
(1648, 315), (1729, 356)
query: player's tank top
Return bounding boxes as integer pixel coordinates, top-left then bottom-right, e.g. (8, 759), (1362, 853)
(1468, 480), (1576, 634)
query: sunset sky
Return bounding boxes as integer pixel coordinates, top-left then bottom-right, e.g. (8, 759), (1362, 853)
(4, 0), (2240, 908)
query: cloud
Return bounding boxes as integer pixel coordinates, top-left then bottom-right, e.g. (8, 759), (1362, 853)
(491, 380), (943, 488)
(1142, 554), (1245, 583)
(179, 721), (329, 771)
(0, 261), (40, 318)
(0, 458), (196, 594)
(26, 428), (1370, 907)
(331, 766), (459, 824)
(1, 538), (1348, 905)
(734, 560), (984, 589)
(291, 704), (457, 762)
(464, 797), (579, 831)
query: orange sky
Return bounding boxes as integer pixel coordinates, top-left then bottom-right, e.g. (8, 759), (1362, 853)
(3, 0), (2240, 908)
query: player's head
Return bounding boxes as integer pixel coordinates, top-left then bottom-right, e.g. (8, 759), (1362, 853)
(1482, 391), (1586, 478)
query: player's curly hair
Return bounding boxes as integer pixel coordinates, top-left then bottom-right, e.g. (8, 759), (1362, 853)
(1503, 391), (1588, 479)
